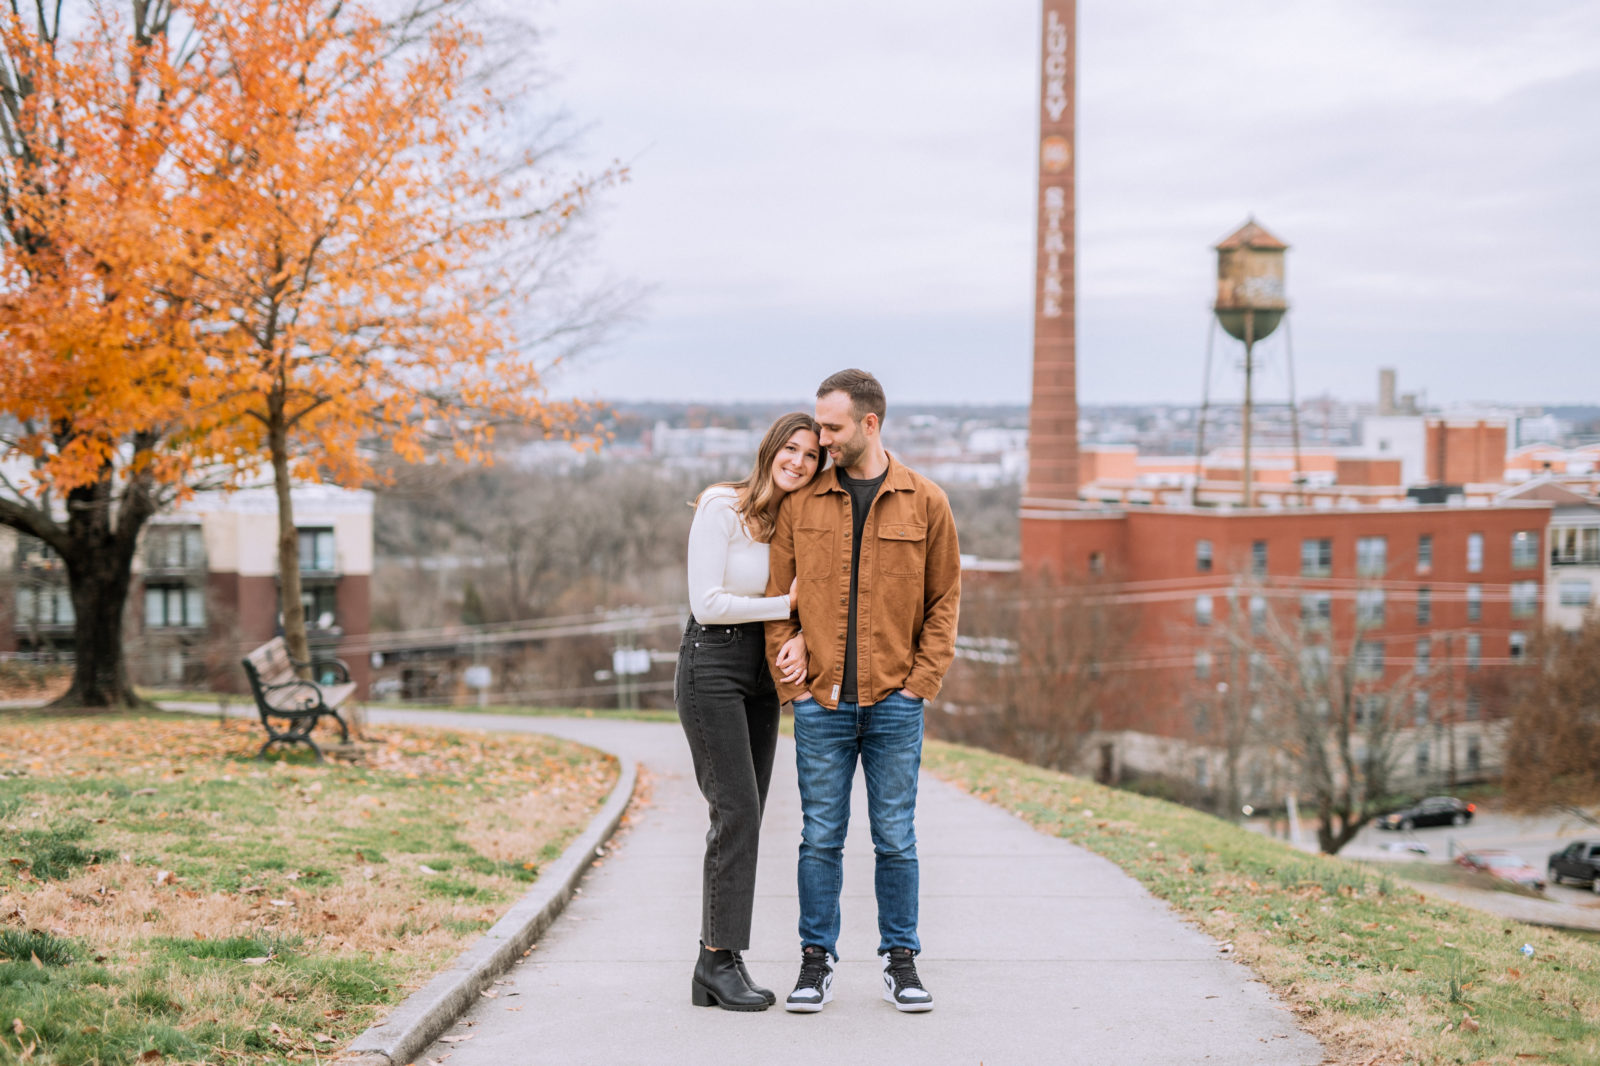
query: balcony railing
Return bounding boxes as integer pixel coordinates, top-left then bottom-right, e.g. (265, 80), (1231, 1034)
(1552, 550), (1600, 567)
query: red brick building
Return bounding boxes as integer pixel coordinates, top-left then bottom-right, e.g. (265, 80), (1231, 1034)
(1017, 498), (1549, 795)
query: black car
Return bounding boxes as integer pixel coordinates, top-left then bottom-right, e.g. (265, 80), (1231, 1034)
(1377, 796), (1475, 831)
(1547, 841), (1600, 893)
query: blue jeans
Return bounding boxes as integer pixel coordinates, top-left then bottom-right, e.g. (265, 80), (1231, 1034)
(793, 691), (924, 959)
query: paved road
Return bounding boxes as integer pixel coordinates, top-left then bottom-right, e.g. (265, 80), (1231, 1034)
(364, 710), (1319, 1066)
(1336, 809), (1600, 915)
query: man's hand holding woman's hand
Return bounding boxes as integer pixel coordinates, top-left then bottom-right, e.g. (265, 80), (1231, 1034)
(776, 633), (807, 685)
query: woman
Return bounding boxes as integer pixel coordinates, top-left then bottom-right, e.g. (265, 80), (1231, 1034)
(677, 412), (821, 1012)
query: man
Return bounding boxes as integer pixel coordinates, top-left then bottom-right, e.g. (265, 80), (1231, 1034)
(766, 368), (960, 1014)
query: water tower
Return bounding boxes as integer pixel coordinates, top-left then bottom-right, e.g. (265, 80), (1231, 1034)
(1212, 219), (1289, 508)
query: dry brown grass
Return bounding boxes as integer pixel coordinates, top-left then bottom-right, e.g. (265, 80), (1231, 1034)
(0, 711), (617, 1064)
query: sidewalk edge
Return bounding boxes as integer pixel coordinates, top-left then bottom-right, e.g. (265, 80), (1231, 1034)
(340, 752), (638, 1066)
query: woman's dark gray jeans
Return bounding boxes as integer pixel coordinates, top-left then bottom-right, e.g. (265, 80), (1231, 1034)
(675, 619), (780, 950)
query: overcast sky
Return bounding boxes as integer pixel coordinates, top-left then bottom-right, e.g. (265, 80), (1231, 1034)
(533, 0), (1599, 410)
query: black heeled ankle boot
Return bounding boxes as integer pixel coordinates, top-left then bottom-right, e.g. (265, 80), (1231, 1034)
(732, 951), (775, 1006)
(692, 944), (769, 1011)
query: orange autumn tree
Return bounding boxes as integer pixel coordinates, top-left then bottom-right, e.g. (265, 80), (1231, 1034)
(0, 3), (221, 707)
(182, 0), (619, 667)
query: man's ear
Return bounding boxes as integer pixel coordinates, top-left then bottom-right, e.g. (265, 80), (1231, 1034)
(864, 412), (880, 436)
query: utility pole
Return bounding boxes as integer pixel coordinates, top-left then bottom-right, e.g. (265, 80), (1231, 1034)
(1211, 220), (1288, 510)
(1241, 310), (1256, 509)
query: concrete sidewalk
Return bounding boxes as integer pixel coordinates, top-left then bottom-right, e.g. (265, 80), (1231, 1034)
(363, 709), (1320, 1065)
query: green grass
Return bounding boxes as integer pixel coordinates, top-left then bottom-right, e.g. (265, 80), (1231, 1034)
(0, 710), (618, 1065)
(923, 739), (1600, 1066)
(9, 822), (100, 881)
(0, 929), (76, 966)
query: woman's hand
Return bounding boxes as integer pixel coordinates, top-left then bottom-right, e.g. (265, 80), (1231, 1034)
(788, 576), (798, 611)
(776, 633), (807, 685)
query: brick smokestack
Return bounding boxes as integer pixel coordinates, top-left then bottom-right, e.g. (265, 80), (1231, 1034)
(1024, 0), (1078, 505)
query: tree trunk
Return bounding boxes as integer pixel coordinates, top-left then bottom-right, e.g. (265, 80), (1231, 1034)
(57, 548), (143, 708)
(49, 472), (156, 710)
(270, 415), (311, 673)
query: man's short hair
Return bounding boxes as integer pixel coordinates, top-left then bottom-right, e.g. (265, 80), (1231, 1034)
(817, 369), (886, 424)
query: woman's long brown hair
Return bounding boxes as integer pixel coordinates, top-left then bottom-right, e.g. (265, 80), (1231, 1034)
(699, 412), (822, 544)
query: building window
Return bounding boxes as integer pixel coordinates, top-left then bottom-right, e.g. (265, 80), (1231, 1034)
(1552, 526), (1600, 566)
(1195, 594), (1213, 627)
(1356, 536), (1387, 577)
(144, 585), (205, 629)
(299, 528), (336, 573)
(1354, 695), (1379, 725)
(1248, 650), (1265, 689)
(1413, 690), (1430, 725)
(301, 585), (339, 631)
(15, 585), (75, 627)
(1466, 736), (1481, 773)
(1300, 644), (1331, 680)
(1466, 584), (1481, 623)
(1510, 580), (1538, 619)
(1467, 532), (1483, 574)
(1195, 539), (1213, 573)
(1466, 632), (1481, 671)
(1356, 588), (1386, 627)
(1416, 586), (1432, 625)
(1465, 688), (1482, 721)
(1301, 537), (1332, 577)
(1354, 640), (1384, 680)
(1249, 595), (1268, 635)
(1416, 741), (1430, 777)
(144, 525), (205, 571)
(1194, 650), (1212, 681)
(1558, 580), (1593, 608)
(1251, 540), (1268, 577)
(1509, 631), (1527, 662)
(1511, 530), (1539, 569)
(1415, 636), (1431, 676)
(15, 535), (65, 572)
(1417, 534), (1433, 573)
(1300, 591), (1331, 630)
(1088, 551), (1104, 575)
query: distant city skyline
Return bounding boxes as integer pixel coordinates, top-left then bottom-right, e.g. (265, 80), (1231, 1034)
(534, 1), (1599, 408)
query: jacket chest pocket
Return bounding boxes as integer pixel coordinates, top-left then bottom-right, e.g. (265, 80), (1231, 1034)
(876, 522), (926, 576)
(796, 527), (833, 581)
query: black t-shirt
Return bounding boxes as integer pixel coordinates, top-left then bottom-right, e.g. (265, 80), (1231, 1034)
(838, 467), (887, 703)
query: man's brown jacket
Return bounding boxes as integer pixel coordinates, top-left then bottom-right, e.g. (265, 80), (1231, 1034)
(765, 454), (960, 709)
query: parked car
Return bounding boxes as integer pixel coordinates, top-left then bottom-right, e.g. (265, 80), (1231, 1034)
(1547, 841), (1600, 892)
(1377, 796), (1475, 831)
(1455, 850), (1546, 891)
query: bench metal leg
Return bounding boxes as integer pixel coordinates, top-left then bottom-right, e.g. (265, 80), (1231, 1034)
(257, 728), (326, 762)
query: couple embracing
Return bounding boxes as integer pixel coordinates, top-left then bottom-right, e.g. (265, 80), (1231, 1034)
(674, 369), (961, 1015)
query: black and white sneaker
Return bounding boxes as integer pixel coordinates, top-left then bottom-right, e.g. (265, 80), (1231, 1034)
(880, 947), (933, 1012)
(784, 946), (834, 1013)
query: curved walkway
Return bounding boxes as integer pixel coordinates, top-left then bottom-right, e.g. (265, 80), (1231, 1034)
(354, 709), (1321, 1065)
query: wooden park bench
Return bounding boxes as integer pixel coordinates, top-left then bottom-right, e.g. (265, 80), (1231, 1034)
(241, 636), (355, 760)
